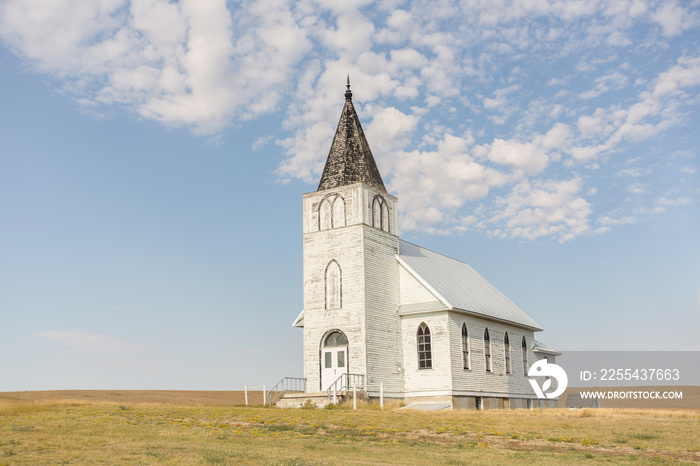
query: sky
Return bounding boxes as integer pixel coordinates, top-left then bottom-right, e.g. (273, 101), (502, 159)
(1, 0), (699, 391)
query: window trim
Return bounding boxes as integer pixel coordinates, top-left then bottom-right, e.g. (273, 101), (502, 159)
(461, 323), (470, 370)
(504, 332), (511, 374)
(417, 322), (432, 370)
(318, 194), (345, 231)
(324, 260), (342, 310)
(372, 195), (389, 233)
(484, 327), (492, 372)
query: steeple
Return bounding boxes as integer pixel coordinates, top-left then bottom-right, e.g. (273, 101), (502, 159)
(317, 79), (387, 193)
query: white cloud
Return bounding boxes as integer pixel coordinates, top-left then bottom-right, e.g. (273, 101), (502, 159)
(2, 0), (698, 242)
(365, 107), (419, 153)
(486, 138), (549, 174)
(37, 330), (151, 355)
(617, 167), (653, 177)
(650, 1), (698, 36)
(487, 177), (592, 242)
(626, 182), (647, 195)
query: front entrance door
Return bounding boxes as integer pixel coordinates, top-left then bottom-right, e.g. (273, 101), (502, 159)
(321, 346), (347, 391)
(320, 330), (349, 392)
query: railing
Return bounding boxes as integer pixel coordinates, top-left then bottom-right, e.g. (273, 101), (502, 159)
(326, 373), (365, 402)
(267, 377), (306, 405)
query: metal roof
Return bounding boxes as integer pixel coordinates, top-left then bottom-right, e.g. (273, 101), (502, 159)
(397, 240), (542, 331)
(533, 340), (561, 355)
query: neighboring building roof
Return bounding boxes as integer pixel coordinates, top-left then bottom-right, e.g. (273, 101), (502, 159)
(317, 80), (387, 193)
(396, 240), (543, 331)
(533, 340), (561, 356)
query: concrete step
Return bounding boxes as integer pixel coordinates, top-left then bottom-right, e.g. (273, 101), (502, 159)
(276, 392), (330, 409)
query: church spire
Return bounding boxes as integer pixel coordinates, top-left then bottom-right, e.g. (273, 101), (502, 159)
(317, 79), (387, 193)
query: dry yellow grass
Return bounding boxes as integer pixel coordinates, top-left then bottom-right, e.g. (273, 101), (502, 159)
(1, 391), (699, 465)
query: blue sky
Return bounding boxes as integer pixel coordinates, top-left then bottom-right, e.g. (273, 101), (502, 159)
(1, 0), (698, 391)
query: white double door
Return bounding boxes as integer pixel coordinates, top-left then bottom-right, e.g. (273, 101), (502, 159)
(321, 346), (347, 392)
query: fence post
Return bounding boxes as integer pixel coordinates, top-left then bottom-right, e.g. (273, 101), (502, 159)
(380, 382), (384, 410)
(245, 385), (248, 406)
(262, 384), (266, 406)
(353, 383), (357, 410)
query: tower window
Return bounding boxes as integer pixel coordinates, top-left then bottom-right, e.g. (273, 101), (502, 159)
(372, 195), (389, 232)
(417, 323), (432, 369)
(504, 332), (511, 374)
(319, 194), (345, 231)
(484, 327), (492, 372)
(325, 260), (341, 310)
(462, 323), (470, 370)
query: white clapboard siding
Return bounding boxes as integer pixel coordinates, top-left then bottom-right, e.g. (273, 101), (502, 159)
(302, 183), (401, 394)
(401, 312), (453, 396)
(363, 222), (403, 395)
(399, 263), (441, 305)
(302, 181), (549, 402)
(447, 314), (537, 396)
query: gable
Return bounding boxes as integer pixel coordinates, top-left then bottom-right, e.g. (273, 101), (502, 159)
(397, 240), (542, 331)
(399, 263), (441, 304)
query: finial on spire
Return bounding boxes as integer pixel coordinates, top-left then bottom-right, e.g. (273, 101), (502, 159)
(345, 75), (352, 101)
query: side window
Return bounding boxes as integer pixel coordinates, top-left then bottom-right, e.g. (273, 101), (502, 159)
(417, 322), (432, 369)
(319, 194), (345, 230)
(484, 327), (492, 372)
(504, 332), (511, 374)
(462, 323), (470, 370)
(325, 260), (341, 310)
(372, 195), (389, 233)
(522, 336), (528, 376)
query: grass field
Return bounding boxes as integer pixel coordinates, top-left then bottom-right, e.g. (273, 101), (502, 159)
(1, 391), (699, 465)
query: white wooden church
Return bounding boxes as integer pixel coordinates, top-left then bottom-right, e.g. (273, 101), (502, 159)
(277, 81), (559, 410)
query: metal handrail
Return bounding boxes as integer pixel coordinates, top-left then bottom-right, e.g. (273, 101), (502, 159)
(326, 373), (365, 401)
(267, 377), (306, 405)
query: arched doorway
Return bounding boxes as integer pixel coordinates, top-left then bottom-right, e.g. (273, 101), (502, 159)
(321, 330), (348, 391)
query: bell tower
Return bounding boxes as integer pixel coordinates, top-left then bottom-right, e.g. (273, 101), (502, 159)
(296, 79), (403, 395)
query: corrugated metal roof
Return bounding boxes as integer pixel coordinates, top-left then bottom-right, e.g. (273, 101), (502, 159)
(397, 240), (542, 331)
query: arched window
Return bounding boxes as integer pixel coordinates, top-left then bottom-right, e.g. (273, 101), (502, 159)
(325, 260), (341, 310)
(320, 197), (332, 230)
(484, 327), (492, 372)
(333, 196), (345, 227)
(319, 195), (345, 230)
(504, 332), (511, 374)
(417, 323), (432, 369)
(461, 323), (470, 370)
(372, 195), (389, 232)
(323, 331), (348, 347)
(522, 336), (528, 376)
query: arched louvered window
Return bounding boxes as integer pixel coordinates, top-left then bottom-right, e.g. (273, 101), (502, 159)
(372, 195), (389, 233)
(325, 260), (341, 310)
(417, 323), (432, 369)
(462, 323), (470, 370)
(522, 336), (528, 376)
(333, 196), (345, 227)
(319, 194), (345, 231)
(484, 327), (492, 372)
(504, 332), (511, 374)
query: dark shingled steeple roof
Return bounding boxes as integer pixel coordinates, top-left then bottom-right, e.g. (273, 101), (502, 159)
(317, 79), (387, 192)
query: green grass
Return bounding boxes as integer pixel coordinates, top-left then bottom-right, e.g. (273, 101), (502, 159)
(0, 399), (698, 464)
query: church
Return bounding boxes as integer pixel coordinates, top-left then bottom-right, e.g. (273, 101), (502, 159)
(283, 81), (559, 410)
